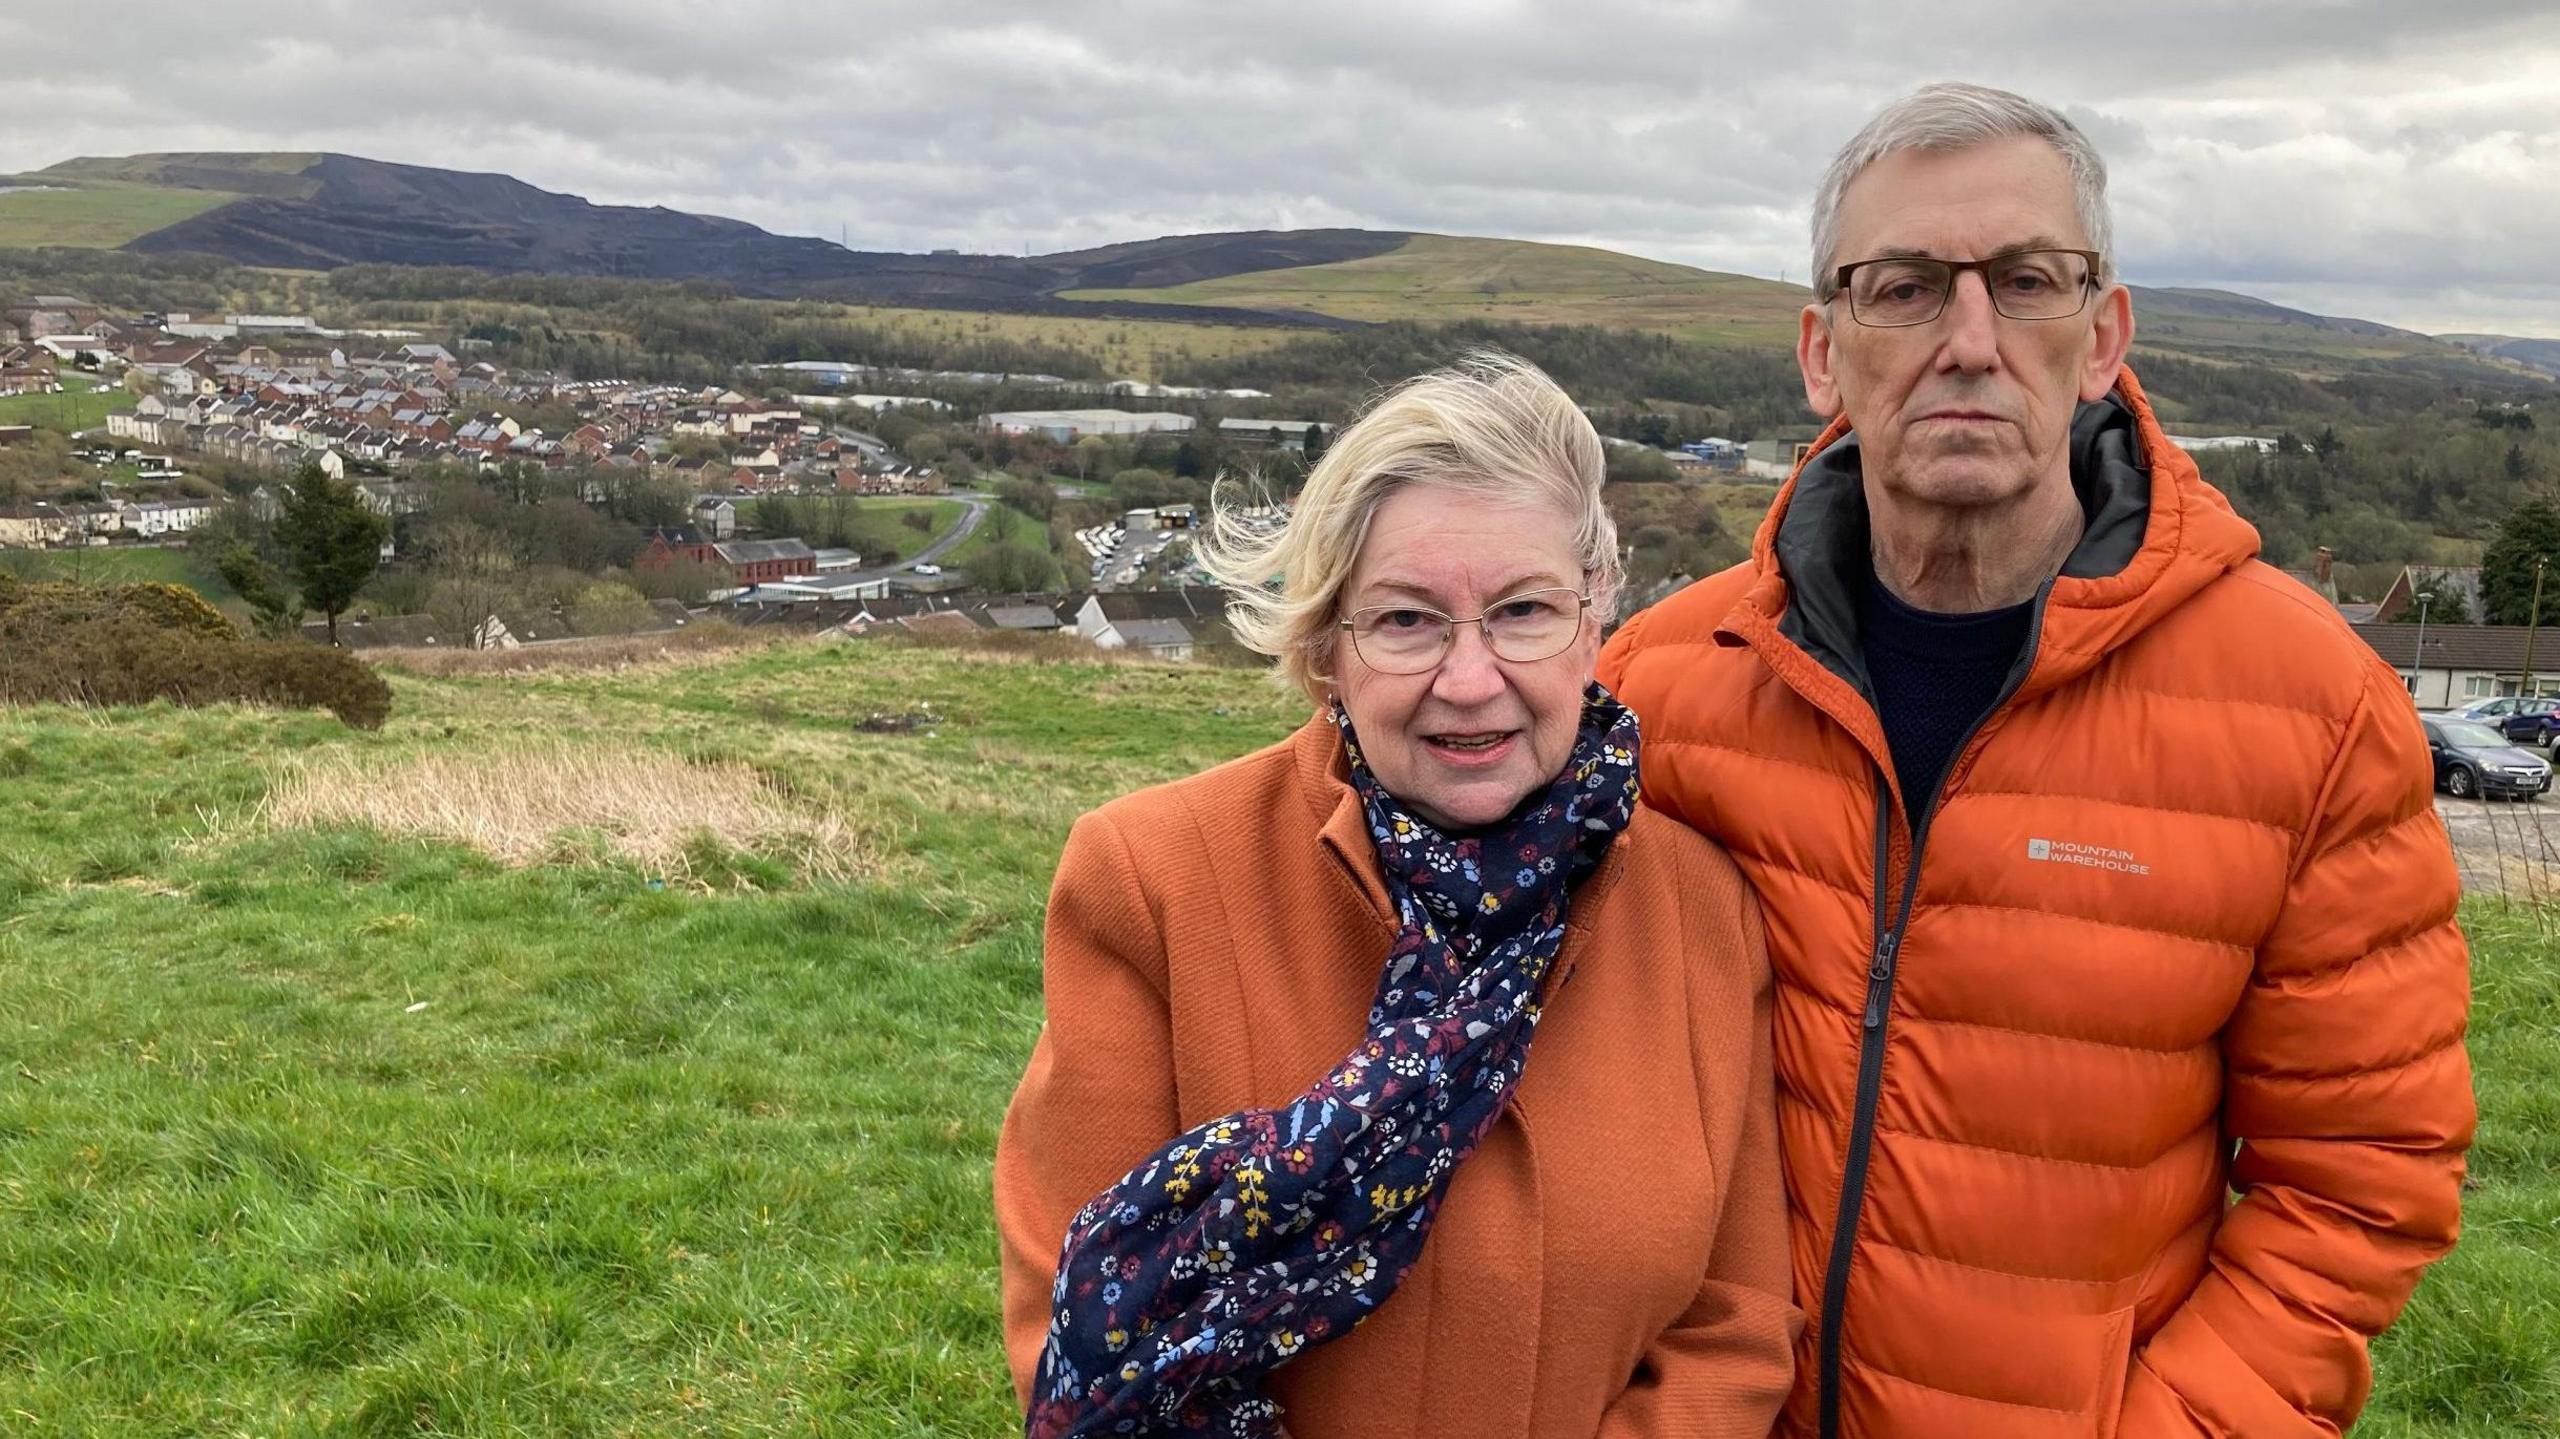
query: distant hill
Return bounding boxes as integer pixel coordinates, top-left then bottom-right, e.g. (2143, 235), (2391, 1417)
(2439, 333), (2560, 380)
(0, 150), (2546, 384)
(7, 153), (1390, 324)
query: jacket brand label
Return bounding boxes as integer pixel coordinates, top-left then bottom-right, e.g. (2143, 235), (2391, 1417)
(2026, 837), (2151, 875)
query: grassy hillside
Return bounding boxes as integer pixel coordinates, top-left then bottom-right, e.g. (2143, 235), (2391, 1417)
(1068, 232), (1810, 349)
(0, 181), (240, 250)
(0, 543), (233, 597)
(1069, 232), (2546, 384)
(0, 635), (2549, 1434)
(0, 368), (135, 432)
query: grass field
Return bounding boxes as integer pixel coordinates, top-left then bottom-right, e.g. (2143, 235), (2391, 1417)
(815, 305), (1300, 382)
(1067, 233), (1811, 350)
(0, 182), (240, 249)
(0, 636), (2550, 1434)
(0, 544), (234, 598)
(0, 375), (135, 433)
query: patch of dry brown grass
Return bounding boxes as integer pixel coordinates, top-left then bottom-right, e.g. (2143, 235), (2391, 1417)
(857, 629), (1175, 665)
(368, 623), (774, 677)
(260, 741), (874, 885)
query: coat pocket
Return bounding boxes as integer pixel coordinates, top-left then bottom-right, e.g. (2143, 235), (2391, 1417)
(2087, 1307), (2137, 1439)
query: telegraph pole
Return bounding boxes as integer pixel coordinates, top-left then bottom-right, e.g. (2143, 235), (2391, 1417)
(2525, 555), (2551, 697)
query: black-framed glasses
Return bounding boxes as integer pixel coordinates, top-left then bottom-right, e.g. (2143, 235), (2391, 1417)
(1339, 587), (1592, 674)
(1832, 248), (2102, 328)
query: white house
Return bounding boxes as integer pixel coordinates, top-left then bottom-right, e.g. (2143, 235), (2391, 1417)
(118, 497), (218, 538)
(2355, 623), (2560, 708)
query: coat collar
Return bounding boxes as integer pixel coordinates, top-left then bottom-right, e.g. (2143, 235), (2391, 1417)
(1287, 709), (1636, 947)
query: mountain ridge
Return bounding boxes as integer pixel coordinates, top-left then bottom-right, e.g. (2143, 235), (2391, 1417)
(2, 150), (2549, 383)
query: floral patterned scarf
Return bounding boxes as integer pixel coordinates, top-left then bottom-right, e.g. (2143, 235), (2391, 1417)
(1025, 685), (1642, 1438)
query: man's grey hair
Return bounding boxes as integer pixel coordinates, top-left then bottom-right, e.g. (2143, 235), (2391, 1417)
(1809, 82), (2115, 301)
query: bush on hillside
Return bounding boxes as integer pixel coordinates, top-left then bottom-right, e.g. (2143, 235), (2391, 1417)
(0, 580), (392, 730)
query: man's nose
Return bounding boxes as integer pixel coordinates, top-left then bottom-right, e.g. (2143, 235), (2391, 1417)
(1939, 270), (2001, 371)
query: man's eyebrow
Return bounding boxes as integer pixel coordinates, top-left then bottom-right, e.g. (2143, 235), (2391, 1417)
(1855, 235), (2077, 263)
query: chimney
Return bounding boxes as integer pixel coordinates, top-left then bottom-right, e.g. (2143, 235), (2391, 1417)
(2314, 546), (2335, 588)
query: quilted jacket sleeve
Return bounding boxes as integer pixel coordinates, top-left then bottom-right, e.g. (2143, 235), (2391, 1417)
(2121, 660), (2475, 1435)
(993, 810), (1181, 1408)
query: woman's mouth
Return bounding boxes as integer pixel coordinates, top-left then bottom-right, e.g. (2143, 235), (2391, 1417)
(1422, 731), (1519, 766)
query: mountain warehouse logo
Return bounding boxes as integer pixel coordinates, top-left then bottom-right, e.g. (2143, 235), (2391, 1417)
(2026, 837), (2151, 876)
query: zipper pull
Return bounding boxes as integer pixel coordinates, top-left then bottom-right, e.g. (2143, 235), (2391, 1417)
(1862, 934), (1900, 1029)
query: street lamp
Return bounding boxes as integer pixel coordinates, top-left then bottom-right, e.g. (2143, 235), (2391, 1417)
(2409, 591), (2433, 703)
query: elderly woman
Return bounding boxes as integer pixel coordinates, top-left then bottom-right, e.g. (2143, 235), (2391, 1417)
(995, 354), (1795, 1439)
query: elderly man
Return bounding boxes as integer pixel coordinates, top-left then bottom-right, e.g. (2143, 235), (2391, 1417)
(1600, 83), (2472, 1437)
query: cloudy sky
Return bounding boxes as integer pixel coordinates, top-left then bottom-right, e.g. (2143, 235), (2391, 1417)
(6, 1), (2559, 335)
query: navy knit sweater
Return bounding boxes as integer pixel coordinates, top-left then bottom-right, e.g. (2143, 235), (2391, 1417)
(1859, 576), (2036, 819)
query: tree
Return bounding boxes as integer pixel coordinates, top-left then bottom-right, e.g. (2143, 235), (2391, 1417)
(1072, 435), (1112, 482)
(418, 517), (520, 647)
(2480, 498), (2560, 625)
(276, 463), (389, 644)
(568, 579), (652, 635)
(996, 475), (1058, 521)
(215, 542), (303, 636)
(1302, 423), (1327, 464)
(2409, 572), (2474, 625)
(1604, 446), (1679, 485)
(969, 540), (1063, 593)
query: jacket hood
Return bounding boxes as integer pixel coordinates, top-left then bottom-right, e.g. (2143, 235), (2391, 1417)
(1729, 364), (2261, 710)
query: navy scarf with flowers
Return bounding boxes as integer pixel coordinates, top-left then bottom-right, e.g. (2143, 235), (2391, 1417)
(1025, 685), (1641, 1439)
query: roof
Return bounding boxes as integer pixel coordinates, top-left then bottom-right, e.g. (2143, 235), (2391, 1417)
(1112, 618), (1195, 647)
(982, 604), (1062, 629)
(896, 610), (983, 637)
(715, 538), (817, 565)
(2353, 622), (2560, 673)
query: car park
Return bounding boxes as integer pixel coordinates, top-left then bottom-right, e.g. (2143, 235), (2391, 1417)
(2450, 696), (2560, 747)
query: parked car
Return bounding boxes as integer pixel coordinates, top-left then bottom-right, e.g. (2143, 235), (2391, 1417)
(911, 563), (941, 576)
(2420, 716), (2553, 800)
(2450, 696), (2560, 746)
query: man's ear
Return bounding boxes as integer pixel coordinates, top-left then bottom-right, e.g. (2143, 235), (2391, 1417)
(1798, 303), (1842, 419)
(2081, 283), (2135, 401)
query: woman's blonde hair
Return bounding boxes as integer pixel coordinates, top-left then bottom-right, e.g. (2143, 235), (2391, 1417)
(1195, 350), (1621, 702)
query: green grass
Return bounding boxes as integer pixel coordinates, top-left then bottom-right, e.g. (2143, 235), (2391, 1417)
(0, 638), (1307, 1435)
(0, 378), (134, 433)
(1067, 232), (1811, 349)
(0, 181), (241, 248)
(0, 637), (2549, 1433)
(0, 545), (233, 599)
(942, 500), (1061, 572)
(844, 497), (963, 562)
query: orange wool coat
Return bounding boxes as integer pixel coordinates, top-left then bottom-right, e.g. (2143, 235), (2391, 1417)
(1597, 370), (2475, 1438)
(996, 715), (1801, 1438)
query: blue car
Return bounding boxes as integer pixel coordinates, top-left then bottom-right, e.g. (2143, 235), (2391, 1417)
(2450, 696), (2560, 747)
(2421, 716), (2553, 800)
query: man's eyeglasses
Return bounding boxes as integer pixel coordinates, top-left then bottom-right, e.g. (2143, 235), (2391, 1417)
(1339, 588), (1591, 674)
(1832, 248), (2102, 328)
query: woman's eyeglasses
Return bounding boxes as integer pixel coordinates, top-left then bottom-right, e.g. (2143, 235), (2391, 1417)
(1339, 588), (1592, 674)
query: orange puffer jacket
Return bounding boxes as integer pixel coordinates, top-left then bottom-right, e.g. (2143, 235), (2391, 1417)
(1597, 369), (2473, 1439)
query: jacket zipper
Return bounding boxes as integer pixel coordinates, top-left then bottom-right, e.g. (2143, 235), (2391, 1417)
(1815, 587), (2052, 1439)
